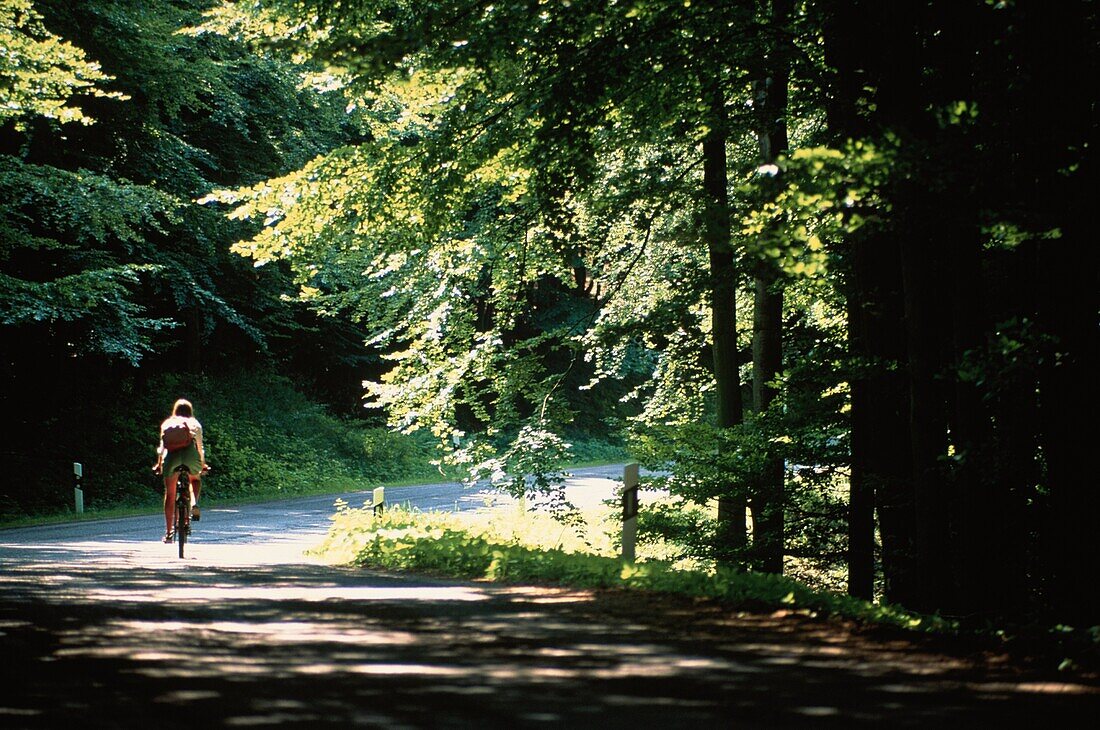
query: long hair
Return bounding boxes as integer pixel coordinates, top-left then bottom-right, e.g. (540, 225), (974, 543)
(172, 398), (194, 418)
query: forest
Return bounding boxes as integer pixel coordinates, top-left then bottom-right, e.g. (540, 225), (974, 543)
(1, 0), (1095, 628)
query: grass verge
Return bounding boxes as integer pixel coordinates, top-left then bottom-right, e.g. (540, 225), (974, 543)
(313, 504), (1100, 673)
(311, 502), (953, 635)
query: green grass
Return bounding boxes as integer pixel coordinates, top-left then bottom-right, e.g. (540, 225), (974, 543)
(311, 500), (1100, 671)
(311, 501), (954, 635)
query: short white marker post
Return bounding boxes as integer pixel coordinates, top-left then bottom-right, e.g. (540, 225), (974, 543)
(621, 463), (640, 564)
(372, 486), (385, 517)
(73, 462), (84, 514)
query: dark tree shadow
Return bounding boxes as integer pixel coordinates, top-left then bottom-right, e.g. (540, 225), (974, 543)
(2, 538), (1098, 729)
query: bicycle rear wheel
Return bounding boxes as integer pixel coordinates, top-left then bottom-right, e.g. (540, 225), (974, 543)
(176, 470), (190, 559)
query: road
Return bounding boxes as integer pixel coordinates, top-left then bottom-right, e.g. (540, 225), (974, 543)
(1, 467), (1097, 728)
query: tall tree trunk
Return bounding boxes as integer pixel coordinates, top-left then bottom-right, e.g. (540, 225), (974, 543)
(823, 0), (917, 603)
(948, 224), (1005, 618)
(845, 235), (914, 604)
(1038, 248), (1098, 626)
(751, 270), (784, 573)
(845, 307), (874, 600)
(899, 216), (954, 613)
(704, 82), (747, 565)
(1025, 0), (1100, 628)
(1036, 171), (1099, 626)
(950, 240), (986, 613)
(750, 0), (791, 574)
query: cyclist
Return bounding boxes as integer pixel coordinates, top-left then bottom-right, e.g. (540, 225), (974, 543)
(153, 398), (207, 543)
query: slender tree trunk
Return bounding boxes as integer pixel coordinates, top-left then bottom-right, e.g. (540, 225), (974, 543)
(749, 0), (791, 574)
(703, 82), (746, 565)
(825, 2), (873, 601)
(845, 288), (875, 600)
(984, 295), (1036, 620)
(751, 270), (784, 573)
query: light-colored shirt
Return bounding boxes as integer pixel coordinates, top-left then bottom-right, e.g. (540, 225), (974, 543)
(157, 416), (205, 466)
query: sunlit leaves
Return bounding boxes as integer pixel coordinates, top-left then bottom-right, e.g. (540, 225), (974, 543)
(738, 142), (894, 276)
(0, 0), (362, 363)
(0, 0), (123, 127)
(205, 1), (865, 520)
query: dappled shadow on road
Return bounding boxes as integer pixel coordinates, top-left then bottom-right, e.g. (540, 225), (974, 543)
(1, 548), (1098, 728)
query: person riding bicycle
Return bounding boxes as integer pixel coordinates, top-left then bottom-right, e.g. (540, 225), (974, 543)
(153, 398), (207, 543)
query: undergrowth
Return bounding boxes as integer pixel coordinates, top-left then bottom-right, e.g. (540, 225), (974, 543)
(0, 368), (446, 521)
(312, 502), (953, 635)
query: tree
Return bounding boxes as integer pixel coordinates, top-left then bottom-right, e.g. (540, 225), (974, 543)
(748, 0), (793, 574)
(0, 0), (120, 127)
(821, 0), (1097, 621)
(198, 0), (1097, 623)
(204, 0), (843, 571)
(0, 0), (368, 513)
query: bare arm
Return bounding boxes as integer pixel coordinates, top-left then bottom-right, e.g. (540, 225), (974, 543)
(194, 422), (206, 470)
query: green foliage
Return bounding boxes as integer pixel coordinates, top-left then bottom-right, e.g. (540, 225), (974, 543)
(634, 496), (718, 569)
(561, 433), (630, 465)
(0, 0), (122, 127)
(739, 141), (896, 274)
(0, 157), (182, 362)
(0, 0), (384, 520)
(1, 0), (362, 369)
(0, 367), (442, 519)
(359, 427), (447, 483)
(316, 503), (953, 634)
(460, 424), (574, 513)
(198, 0), (823, 519)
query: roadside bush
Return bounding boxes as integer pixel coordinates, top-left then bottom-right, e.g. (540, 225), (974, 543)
(313, 503), (953, 634)
(0, 367), (447, 521)
(360, 428), (445, 483)
(564, 433), (631, 465)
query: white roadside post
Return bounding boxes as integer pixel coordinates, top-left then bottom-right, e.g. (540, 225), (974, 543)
(621, 463), (640, 564)
(73, 462), (84, 514)
(372, 486), (385, 517)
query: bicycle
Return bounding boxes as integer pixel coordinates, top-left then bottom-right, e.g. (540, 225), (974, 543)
(171, 463), (192, 559)
(153, 462), (208, 558)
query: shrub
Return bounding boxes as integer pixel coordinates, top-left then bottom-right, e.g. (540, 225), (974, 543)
(313, 503), (954, 634)
(0, 367), (447, 521)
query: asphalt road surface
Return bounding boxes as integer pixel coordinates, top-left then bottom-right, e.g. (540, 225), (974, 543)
(1, 467), (1097, 728)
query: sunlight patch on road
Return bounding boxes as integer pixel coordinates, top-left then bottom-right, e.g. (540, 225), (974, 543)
(967, 681), (1097, 696)
(794, 706), (841, 717)
(154, 690), (222, 704)
(495, 585), (594, 604)
(0, 539), (328, 570)
(343, 663), (469, 677)
(76, 584), (490, 603)
(104, 620), (420, 646)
